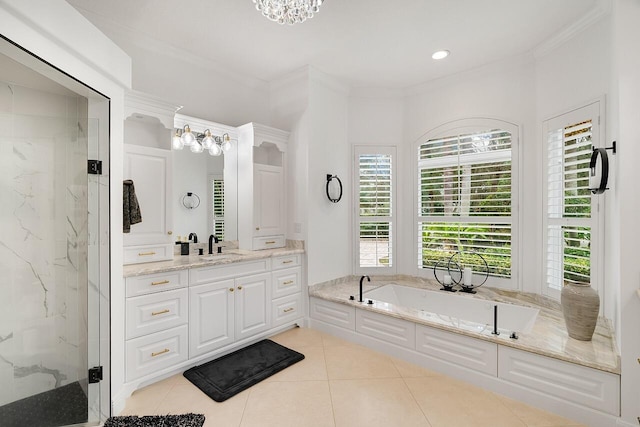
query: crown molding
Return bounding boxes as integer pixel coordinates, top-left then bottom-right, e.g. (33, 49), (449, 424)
(125, 90), (182, 129)
(533, 0), (611, 59)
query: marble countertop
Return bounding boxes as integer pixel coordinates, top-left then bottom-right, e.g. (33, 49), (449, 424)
(309, 275), (620, 375)
(123, 247), (304, 278)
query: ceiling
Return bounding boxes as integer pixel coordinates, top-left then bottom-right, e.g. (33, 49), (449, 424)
(66, 0), (603, 89)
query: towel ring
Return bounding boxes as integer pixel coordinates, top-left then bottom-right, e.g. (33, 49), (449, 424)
(589, 148), (609, 194)
(326, 174), (343, 203)
(182, 192), (201, 209)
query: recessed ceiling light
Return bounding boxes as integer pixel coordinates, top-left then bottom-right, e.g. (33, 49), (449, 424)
(432, 50), (450, 60)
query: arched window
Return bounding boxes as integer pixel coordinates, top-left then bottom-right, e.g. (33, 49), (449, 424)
(416, 118), (519, 288)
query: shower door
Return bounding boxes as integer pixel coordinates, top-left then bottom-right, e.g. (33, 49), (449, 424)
(0, 64), (107, 425)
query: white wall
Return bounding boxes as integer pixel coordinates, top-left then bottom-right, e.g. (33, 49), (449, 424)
(306, 70), (352, 285)
(611, 1), (640, 424)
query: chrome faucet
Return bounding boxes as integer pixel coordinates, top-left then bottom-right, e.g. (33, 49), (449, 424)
(188, 232), (198, 243)
(359, 275), (370, 302)
(208, 234), (219, 255)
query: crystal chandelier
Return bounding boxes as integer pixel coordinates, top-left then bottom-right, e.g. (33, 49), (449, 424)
(252, 0), (324, 25)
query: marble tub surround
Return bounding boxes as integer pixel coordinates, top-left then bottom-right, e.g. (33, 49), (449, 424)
(309, 275), (620, 374)
(124, 246), (304, 278)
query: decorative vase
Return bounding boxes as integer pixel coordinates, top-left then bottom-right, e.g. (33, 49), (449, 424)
(561, 283), (600, 341)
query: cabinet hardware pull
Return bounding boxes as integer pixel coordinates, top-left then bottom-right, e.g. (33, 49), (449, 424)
(151, 348), (170, 357)
(283, 308), (295, 313)
(256, 227), (260, 231)
(229, 288), (235, 292)
(167, 231), (173, 235)
(283, 280), (294, 286)
(282, 260), (293, 264)
(138, 252), (156, 256)
(151, 280), (170, 286)
(266, 241), (276, 244)
(237, 286), (243, 290)
(152, 309), (170, 316)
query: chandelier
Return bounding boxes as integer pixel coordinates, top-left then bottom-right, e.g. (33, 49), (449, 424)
(172, 125), (232, 156)
(252, 0), (324, 25)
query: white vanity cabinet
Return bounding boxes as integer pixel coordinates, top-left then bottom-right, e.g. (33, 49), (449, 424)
(237, 123), (289, 251)
(124, 271), (189, 381)
(188, 261), (272, 358)
(271, 254), (303, 327)
(124, 253), (304, 390)
(123, 144), (173, 263)
(123, 91), (181, 264)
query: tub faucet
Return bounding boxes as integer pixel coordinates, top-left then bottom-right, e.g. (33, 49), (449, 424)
(359, 275), (370, 303)
(188, 232), (198, 243)
(208, 234), (219, 255)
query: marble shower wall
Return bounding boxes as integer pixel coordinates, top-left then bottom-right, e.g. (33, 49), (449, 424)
(0, 82), (89, 406)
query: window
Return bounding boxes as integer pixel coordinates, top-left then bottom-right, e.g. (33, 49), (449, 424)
(543, 102), (602, 298)
(416, 119), (519, 286)
(355, 146), (395, 272)
(210, 175), (225, 240)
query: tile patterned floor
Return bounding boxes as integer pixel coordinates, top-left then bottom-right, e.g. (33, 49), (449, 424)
(121, 327), (585, 427)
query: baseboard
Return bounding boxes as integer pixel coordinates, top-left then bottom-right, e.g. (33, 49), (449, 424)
(309, 318), (621, 427)
(616, 418), (638, 427)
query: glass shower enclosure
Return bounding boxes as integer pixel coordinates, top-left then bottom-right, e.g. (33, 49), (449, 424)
(0, 37), (109, 426)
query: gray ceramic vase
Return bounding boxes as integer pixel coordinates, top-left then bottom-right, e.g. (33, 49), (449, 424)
(561, 283), (600, 341)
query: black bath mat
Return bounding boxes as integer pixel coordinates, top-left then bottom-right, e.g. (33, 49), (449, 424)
(104, 413), (205, 427)
(0, 381), (88, 427)
(183, 339), (304, 402)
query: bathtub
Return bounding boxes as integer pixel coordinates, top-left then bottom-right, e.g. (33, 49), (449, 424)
(364, 284), (539, 334)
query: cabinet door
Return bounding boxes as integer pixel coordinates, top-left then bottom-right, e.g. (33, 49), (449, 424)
(253, 164), (284, 237)
(189, 279), (235, 358)
(235, 272), (271, 340)
(123, 144), (173, 246)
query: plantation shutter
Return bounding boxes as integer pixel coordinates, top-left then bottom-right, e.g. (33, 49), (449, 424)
(356, 147), (395, 270)
(545, 106), (598, 293)
(212, 178), (225, 240)
(417, 126), (515, 280)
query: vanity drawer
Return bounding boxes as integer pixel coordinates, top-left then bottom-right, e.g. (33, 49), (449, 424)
(272, 254), (301, 270)
(252, 235), (285, 250)
(125, 270), (189, 298)
(126, 288), (188, 339)
(272, 293), (303, 327)
(124, 244), (173, 265)
(190, 259), (270, 286)
(125, 325), (188, 382)
(125, 270), (188, 297)
(272, 267), (302, 299)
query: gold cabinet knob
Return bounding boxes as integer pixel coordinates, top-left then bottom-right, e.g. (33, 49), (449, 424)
(256, 227), (260, 231)
(237, 286), (243, 290)
(229, 288), (234, 292)
(167, 231), (173, 235)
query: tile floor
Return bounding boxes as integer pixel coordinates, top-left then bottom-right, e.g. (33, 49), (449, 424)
(121, 327), (585, 427)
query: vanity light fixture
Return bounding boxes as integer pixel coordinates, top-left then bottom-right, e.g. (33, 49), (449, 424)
(432, 50), (450, 60)
(253, 0), (324, 25)
(172, 125), (233, 156)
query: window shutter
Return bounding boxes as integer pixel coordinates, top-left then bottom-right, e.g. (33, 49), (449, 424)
(418, 128), (514, 279)
(357, 151), (394, 269)
(545, 116), (594, 291)
(212, 178), (224, 240)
